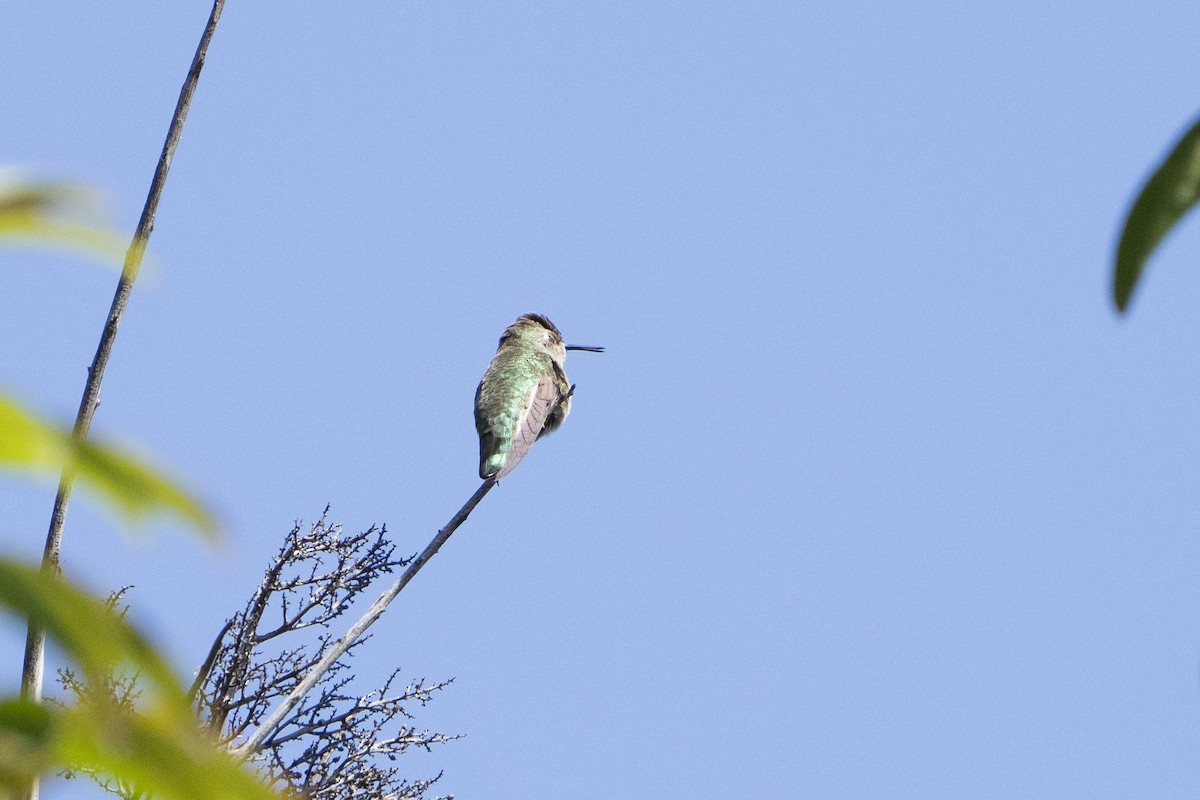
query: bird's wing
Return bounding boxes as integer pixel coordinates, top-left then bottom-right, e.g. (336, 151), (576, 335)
(497, 372), (562, 478)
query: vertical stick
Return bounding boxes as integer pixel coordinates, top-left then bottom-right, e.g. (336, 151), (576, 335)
(19, 3), (227, 797)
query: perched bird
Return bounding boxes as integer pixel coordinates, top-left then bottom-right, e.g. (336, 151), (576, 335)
(474, 313), (603, 480)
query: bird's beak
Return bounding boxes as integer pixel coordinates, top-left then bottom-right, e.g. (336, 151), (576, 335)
(565, 345), (605, 353)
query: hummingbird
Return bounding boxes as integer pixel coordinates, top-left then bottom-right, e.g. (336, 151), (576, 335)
(474, 313), (603, 480)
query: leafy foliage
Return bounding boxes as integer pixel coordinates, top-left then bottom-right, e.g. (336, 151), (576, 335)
(0, 172), (213, 535)
(0, 396), (216, 534)
(0, 560), (283, 800)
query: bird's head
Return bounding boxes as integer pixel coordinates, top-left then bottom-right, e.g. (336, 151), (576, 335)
(498, 313), (604, 362)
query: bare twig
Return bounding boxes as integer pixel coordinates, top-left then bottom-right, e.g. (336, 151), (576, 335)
(189, 619), (234, 702)
(233, 477), (497, 758)
(196, 514), (456, 798)
(18, 5), (227, 790)
(201, 514), (404, 737)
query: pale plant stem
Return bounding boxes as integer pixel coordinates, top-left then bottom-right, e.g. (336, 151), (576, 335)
(19, 3), (226, 797)
(232, 478), (498, 758)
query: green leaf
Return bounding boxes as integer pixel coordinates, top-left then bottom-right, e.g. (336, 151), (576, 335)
(1114, 115), (1200, 312)
(53, 700), (285, 800)
(71, 436), (217, 535)
(0, 396), (217, 535)
(0, 178), (128, 267)
(0, 560), (179, 691)
(0, 564), (284, 799)
(0, 700), (53, 790)
(0, 699), (286, 800)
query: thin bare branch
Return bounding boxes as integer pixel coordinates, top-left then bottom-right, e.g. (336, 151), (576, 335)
(189, 619), (233, 701)
(21, 8), (226, 797)
(20, 0), (227, 731)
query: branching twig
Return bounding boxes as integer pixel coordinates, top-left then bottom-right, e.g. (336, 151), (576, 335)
(20, 0), (227, 725)
(232, 477), (497, 758)
(201, 513), (400, 736)
(197, 513), (458, 799)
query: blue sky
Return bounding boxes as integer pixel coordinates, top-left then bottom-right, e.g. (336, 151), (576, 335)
(5, 2), (1200, 798)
